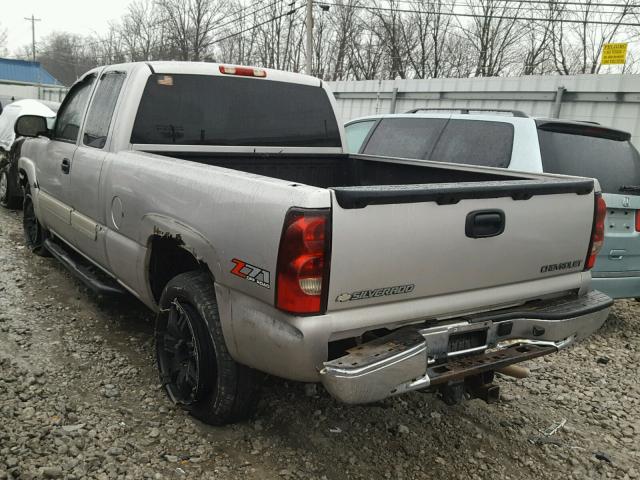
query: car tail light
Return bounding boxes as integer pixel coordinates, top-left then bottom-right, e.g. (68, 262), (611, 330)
(585, 193), (606, 270)
(218, 65), (267, 77)
(276, 209), (331, 315)
(635, 210), (640, 232)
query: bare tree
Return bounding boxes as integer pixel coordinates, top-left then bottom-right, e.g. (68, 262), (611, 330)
(460, 0), (526, 76)
(402, 0), (453, 78)
(519, 1), (565, 75)
(369, 0), (409, 79)
(157, 0), (227, 61)
(119, 0), (170, 60)
(551, 0), (638, 74)
(217, 0), (258, 65)
(0, 24), (8, 57)
(16, 0), (640, 82)
(325, 0), (361, 80)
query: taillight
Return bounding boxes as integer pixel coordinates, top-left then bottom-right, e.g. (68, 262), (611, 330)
(276, 209), (331, 315)
(585, 193), (606, 270)
(635, 210), (640, 232)
(218, 65), (267, 77)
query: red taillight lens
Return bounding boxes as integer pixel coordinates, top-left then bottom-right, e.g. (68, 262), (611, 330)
(585, 193), (606, 270)
(635, 210), (640, 232)
(276, 209), (331, 314)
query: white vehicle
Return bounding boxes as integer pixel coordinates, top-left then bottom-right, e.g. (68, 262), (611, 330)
(345, 108), (640, 299)
(0, 99), (59, 208)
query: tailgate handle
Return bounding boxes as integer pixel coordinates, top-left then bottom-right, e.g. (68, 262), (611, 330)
(609, 249), (625, 260)
(466, 210), (505, 238)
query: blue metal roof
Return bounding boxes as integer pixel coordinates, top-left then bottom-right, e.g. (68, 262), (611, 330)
(0, 58), (61, 86)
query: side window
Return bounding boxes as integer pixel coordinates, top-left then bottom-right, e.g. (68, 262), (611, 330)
(431, 120), (514, 168)
(53, 77), (96, 143)
(345, 120), (376, 153)
(83, 72), (126, 149)
(363, 118), (448, 159)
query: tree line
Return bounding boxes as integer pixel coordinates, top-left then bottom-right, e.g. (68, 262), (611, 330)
(14, 0), (640, 86)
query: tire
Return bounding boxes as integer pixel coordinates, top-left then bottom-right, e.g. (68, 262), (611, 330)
(155, 271), (263, 425)
(0, 168), (20, 209)
(22, 187), (51, 257)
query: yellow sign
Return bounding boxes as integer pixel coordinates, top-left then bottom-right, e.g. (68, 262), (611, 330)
(602, 43), (628, 65)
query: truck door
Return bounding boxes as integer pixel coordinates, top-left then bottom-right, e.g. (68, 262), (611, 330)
(69, 71), (127, 268)
(36, 75), (96, 243)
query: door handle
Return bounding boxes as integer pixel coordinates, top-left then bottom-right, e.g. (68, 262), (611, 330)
(465, 210), (505, 238)
(609, 249), (625, 260)
(61, 158), (71, 174)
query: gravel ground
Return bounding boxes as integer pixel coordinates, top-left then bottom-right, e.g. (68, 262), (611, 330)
(1, 206), (639, 480)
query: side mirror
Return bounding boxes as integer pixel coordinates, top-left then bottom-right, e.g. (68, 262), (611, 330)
(15, 115), (50, 138)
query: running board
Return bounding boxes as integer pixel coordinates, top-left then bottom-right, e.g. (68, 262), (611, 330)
(43, 239), (126, 297)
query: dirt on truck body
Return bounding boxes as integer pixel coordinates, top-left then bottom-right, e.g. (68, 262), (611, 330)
(1, 208), (639, 480)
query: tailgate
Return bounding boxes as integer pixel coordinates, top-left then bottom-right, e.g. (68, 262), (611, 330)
(595, 193), (640, 273)
(327, 179), (595, 311)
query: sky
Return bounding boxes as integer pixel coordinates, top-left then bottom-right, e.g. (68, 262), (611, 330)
(2, 0), (133, 56)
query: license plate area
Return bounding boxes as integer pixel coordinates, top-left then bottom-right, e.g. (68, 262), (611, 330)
(448, 329), (488, 356)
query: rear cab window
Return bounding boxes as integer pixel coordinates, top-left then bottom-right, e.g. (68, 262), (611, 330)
(537, 122), (640, 195)
(361, 117), (514, 167)
(131, 74), (341, 147)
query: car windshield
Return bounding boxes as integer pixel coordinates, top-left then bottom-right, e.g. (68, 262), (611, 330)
(537, 123), (640, 195)
(131, 74), (341, 147)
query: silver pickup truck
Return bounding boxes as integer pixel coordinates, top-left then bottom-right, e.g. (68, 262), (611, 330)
(15, 62), (612, 425)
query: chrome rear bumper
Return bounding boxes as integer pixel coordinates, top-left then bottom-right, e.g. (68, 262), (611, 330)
(319, 290), (612, 404)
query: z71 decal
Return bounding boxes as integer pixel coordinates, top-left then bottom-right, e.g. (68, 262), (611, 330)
(231, 258), (271, 289)
(336, 284), (415, 302)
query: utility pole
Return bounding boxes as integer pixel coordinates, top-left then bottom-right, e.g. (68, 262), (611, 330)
(24, 14), (41, 62)
(24, 14), (42, 99)
(305, 0), (313, 75)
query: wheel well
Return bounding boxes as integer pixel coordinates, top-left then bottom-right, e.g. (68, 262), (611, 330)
(148, 235), (206, 302)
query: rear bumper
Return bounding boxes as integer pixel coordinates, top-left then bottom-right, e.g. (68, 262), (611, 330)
(319, 290), (612, 404)
(591, 275), (640, 299)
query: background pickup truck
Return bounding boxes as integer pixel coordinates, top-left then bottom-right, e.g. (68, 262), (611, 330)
(16, 62), (611, 425)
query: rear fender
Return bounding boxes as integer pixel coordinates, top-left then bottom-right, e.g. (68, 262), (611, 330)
(138, 214), (235, 352)
(139, 213), (222, 283)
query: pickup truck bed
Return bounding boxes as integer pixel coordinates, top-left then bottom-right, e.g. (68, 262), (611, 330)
(158, 152), (513, 188)
(144, 149), (596, 311)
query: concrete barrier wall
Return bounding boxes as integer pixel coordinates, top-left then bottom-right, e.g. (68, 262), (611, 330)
(328, 74), (640, 147)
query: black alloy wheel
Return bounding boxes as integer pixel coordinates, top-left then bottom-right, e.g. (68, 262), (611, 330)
(156, 299), (207, 405)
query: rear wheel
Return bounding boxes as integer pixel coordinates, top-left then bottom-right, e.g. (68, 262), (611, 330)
(23, 188), (50, 257)
(0, 168), (20, 209)
(155, 271), (263, 425)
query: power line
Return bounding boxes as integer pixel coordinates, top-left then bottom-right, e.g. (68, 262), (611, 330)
(394, 0), (640, 9)
(22, 2), (306, 62)
(211, 3), (306, 44)
(322, 2), (640, 26)
(215, 0), (287, 33)
(394, 0), (640, 16)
